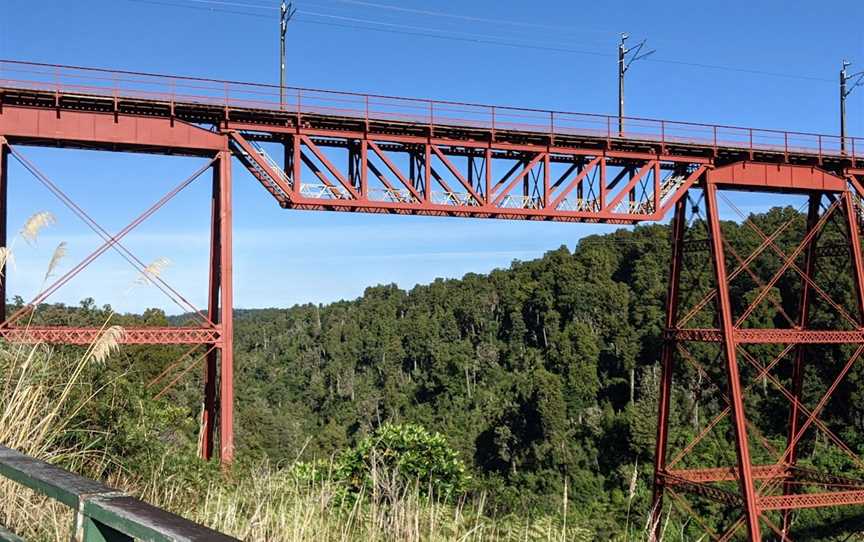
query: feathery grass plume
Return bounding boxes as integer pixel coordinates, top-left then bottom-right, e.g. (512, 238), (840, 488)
(0, 246), (14, 277)
(42, 241), (68, 283)
(134, 257), (171, 286)
(628, 461), (638, 501)
(20, 211), (56, 245)
(90, 325), (125, 364)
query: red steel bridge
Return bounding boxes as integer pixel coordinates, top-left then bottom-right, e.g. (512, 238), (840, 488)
(2, 59), (864, 540)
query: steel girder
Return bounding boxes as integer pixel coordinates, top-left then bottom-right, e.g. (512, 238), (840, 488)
(229, 130), (708, 224)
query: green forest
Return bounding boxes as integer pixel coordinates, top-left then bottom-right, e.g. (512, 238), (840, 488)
(11, 203), (864, 540)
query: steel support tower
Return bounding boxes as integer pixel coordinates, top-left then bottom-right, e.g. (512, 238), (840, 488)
(2, 59), (864, 539)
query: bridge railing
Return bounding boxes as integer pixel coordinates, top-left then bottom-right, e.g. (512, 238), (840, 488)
(0, 59), (859, 162)
(0, 445), (238, 542)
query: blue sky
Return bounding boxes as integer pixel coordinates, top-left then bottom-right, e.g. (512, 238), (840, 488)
(1, 0), (863, 313)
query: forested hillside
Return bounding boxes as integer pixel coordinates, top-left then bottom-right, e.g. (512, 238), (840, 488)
(18, 204), (864, 538)
(229, 222), (671, 516)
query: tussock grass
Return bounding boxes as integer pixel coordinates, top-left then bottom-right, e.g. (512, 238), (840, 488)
(132, 460), (596, 542)
(0, 342), (104, 541)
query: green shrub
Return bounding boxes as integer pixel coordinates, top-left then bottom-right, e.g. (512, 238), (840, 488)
(336, 423), (470, 501)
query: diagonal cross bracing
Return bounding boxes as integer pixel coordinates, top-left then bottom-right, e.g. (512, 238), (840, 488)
(6, 147), (213, 325)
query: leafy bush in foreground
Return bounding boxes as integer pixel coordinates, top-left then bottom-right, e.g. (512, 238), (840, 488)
(336, 423), (470, 501)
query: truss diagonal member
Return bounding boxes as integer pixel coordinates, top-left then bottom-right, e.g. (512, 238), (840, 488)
(549, 156), (601, 209)
(429, 145), (485, 205)
(300, 135), (360, 199)
(722, 194), (859, 329)
(425, 163), (455, 195)
(737, 347), (864, 473)
(604, 160), (656, 212)
(677, 206), (802, 328)
(758, 345), (864, 490)
(147, 343), (202, 389)
(549, 162), (578, 192)
(3, 152), (215, 327)
(228, 132), (292, 202)
(722, 238), (797, 328)
(674, 343), (780, 458)
(656, 165), (707, 218)
(667, 344), (795, 469)
(153, 345), (216, 400)
(761, 515), (793, 542)
(665, 488), (721, 542)
(491, 153), (544, 207)
(734, 198), (842, 327)
(367, 140), (423, 203)
(718, 473), (788, 542)
(842, 190), (864, 321)
(847, 175), (864, 199)
(718, 517), (744, 542)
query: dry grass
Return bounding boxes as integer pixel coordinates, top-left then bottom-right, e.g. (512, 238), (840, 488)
(20, 211), (56, 245)
(135, 467), (595, 542)
(0, 342), (106, 541)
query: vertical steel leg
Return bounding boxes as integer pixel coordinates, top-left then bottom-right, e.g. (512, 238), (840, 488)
(705, 182), (761, 540)
(201, 157), (221, 461)
(0, 138), (7, 323)
(217, 150), (234, 465)
(842, 191), (864, 321)
(651, 197), (688, 540)
(781, 194), (821, 536)
(292, 135), (302, 198)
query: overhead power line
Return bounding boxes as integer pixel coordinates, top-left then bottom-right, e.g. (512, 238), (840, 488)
(295, 10), (611, 57)
(309, 0), (607, 34)
(126, 0), (271, 18)
(119, 0), (836, 84)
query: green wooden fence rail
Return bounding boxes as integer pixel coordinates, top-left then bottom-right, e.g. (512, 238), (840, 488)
(0, 446), (239, 541)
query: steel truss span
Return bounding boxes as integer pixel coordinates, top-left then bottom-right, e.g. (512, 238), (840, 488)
(3, 60), (864, 540)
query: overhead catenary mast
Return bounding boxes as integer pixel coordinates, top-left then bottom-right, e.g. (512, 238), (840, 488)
(280, 1), (296, 109)
(618, 33), (655, 136)
(840, 60), (864, 153)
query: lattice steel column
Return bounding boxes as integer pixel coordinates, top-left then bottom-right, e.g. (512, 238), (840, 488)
(201, 150), (234, 464)
(781, 194), (821, 536)
(202, 156), (221, 461)
(218, 150), (235, 464)
(651, 196), (688, 539)
(705, 181), (762, 540)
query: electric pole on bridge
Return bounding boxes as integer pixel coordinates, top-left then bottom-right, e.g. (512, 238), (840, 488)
(618, 33), (654, 136)
(280, 1), (296, 109)
(840, 59), (864, 153)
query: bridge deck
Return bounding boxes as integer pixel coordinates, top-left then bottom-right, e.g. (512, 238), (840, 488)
(0, 59), (859, 169)
(1, 59), (863, 226)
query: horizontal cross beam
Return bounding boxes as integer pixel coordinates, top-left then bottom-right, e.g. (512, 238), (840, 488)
(666, 328), (864, 343)
(0, 326), (219, 345)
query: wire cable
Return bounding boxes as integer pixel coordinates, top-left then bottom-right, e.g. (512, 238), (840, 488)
(119, 0), (837, 83)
